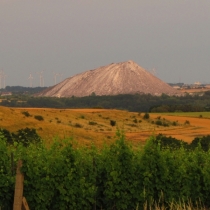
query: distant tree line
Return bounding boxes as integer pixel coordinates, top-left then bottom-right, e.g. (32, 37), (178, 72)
(1, 91), (210, 112)
(150, 104), (205, 112)
(1, 86), (47, 94)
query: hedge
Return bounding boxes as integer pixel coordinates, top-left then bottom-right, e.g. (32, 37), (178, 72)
(1, 131), (210, 209)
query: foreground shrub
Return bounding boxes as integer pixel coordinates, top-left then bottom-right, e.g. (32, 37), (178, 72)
(22, 140), (96, 209)
(12, 127), (41, 146)
(95, 131), (140, 209)
(155, 134), (188, 150)
(1, 131), (210, 209)
(190, 135), (210, 151)
(0, 136), (14, 208)
(0, 127), (41, 146)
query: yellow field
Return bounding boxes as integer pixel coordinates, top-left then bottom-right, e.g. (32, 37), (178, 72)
(1, 106), (210, 146)
(149, 113), (210, 143)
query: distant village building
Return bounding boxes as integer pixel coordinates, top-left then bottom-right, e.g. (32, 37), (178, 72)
(1, 91), (12, 96)
(194, 82), (201, 86)
(172, 86), (181, 90)
(205, 84), (210, 89)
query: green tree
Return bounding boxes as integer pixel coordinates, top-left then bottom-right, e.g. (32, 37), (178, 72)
(143, 112), (150, 119)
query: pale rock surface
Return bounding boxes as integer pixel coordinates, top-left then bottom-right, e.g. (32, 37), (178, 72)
(36, 60), (179, 97)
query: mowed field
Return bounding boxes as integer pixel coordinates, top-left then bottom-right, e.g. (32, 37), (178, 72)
(149, 113), (210, 142)
(0, 106), (210, 146)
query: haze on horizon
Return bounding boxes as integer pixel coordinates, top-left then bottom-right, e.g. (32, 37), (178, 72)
(0, 1), (210, 87)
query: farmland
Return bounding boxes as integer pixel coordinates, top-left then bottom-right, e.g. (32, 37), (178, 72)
(1, 106), (210, 146)
(2, 106), (210, 209)
(2, 124), (210, 209)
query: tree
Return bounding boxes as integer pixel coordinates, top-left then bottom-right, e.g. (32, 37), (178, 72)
(143, 112), (150, 119)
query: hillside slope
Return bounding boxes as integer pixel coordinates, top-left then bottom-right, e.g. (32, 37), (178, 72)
(36, 60), (179, 97)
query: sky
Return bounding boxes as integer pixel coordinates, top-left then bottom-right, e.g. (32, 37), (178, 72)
(0, 0), (210, 87)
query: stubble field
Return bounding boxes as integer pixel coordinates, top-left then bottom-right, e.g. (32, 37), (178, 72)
(1, 106), (210, 146)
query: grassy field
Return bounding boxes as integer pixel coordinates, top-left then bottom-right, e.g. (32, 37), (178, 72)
(157, 111), (210, 118)
(1, 106), (210, 146)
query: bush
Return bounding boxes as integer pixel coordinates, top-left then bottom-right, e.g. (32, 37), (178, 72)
(162, 122), (169, 127)
(143, 112), (150, 119)
(34, 115), (44, 121)
(89, 121), (97, 125)
(172, 121), (178, 126)
(110, 120), (116, 126)
(2, 132), (210, 208)
(127, 123), (137, 127)
(155, 120), (162, 126)
(133, 118), (138, 123)
(22, 111), (31, 117)
(74, 123), (83, 128)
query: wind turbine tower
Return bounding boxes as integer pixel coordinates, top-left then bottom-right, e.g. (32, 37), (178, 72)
(37, 71), (44, 87)
(53, 72), (59, 85)
(59, 73), (63, 83)
(28, 74), (34, 87)
(0, 70), (2, 89)
(0, 71), (7, 89)
(151, 68), (157, 76)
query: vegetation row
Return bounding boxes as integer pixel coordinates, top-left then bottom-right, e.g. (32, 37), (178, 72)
(1, 91), (210, 112)
(1, 130), (210, 209)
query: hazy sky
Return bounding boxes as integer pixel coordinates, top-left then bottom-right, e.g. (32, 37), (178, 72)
(1, 1), (210, 87)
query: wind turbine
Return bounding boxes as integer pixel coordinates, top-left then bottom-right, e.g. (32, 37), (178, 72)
(0, 70), (2, 89)
(37, 71), (44, 87)
(59, 73), (63, 83)
(28, 74), (34, 87)
(57, 73), (64, 83)
(53, 72), (59, 85)
(3, 74), (7, 89)
(151, 68), (157, 76)
(0, 71), (7, 89)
